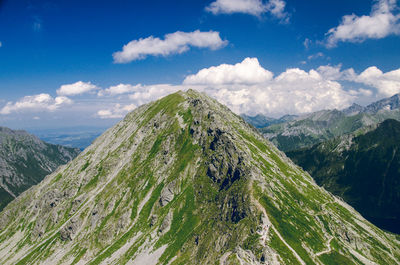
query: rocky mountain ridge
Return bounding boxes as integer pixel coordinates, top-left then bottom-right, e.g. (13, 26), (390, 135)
(0, 127), (80, 210)
(0, 90), (399, 264)
(259, 93), (400, 152)
(241, 114), (298, 129)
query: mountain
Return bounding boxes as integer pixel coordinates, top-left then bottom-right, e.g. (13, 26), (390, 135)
(287, 119), (400, 234)
(241, 114), (277, 128)
(260, 94), (400, 152)
(0, 127), (80, 211)
(364, 93), (400, 114)
(0, 90), (399, 264)
(241, 114), (298, 128)
(342, 103), (364, 116)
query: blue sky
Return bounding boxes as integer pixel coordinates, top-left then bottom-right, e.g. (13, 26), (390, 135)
(1, 0), (400, 129)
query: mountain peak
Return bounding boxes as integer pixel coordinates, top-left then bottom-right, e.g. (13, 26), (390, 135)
(0, 91), (399, 264)
(342, 103), (365, 116)
(365, 93), (400, 113)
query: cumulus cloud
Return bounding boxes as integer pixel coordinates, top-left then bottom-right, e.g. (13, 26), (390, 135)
(5, 59), (399, 123)
(316, 64), (400, 97)
(184, 57), (273, 85)
(98, 83), (183, 105)
(184, 58), (358, 116)
(0, 94), (72, 115)
(98, 84), (141, 97)
(57, 81), (98, 96)
(316, 65), (350, 80)
(96, 83), (183, 118)
(353, 66), (400, 96)
(113, 30), (227, 63)
(128, 84), (183, 105)
(206, 0), (288, 20)
(97, 104), (137, 119)
(326, 0), (400, 47)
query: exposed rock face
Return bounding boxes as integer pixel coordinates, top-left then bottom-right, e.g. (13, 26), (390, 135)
(159, 181), (175, 207)
(364, 93), (400, 114)
(0, 90), (399, 265)
(0, 127), (80, 210)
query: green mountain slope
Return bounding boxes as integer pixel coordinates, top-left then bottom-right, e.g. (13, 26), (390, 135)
(0, 127), (80, 210)
(287, 119), (400, 234)
(0, 90), (399, 264)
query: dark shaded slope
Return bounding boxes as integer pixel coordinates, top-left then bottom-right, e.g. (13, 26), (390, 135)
(287, 119), (400, 233)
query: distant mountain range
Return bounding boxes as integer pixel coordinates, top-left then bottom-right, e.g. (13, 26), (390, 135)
(0, 127), (80, 210)
(253, 93), (400, 152)
(287, 119), (400, 234)
(241, 114), (297, 128)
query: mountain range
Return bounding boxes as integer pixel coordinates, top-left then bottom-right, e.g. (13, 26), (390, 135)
(287, 119), (400, 234)
(0, 90), (399, 264)
(257, 93), (400, 152)
(0, 127), (80, 211)
(241, 114), (297, 129)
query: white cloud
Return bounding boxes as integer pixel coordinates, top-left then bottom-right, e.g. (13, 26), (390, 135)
(0, 94), (72, 115)
(353, 66), (400, 96)
(5, 59), (399, 124)
(315, 64), (400, 97)
(128, 84), (183, 106)
(307, 52), (324, 60)
(113, 30), (228, 63)
(184, 58), (359, 116)
(97, 104), (137, 119)
(206, 0), (288, 20)
(96, 83), (184, 117)
(57, 81), (99, 96)
(326, 0), (400, 47)
(317, 65), (347, 80)
(0, 41), (2, 48)
(266, 0), (289, 20)
(183, 57), (273, 85)
(98, 84), (141, 97)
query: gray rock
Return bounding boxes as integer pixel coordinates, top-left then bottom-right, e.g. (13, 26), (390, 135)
(159, 181), (175, 207)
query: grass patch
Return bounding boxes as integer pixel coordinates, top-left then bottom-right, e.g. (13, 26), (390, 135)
(157, 187), (199, 264)
(318, 251), (356, 265)
(269, 229), (301, 265)
(80, 160), (90, 172)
